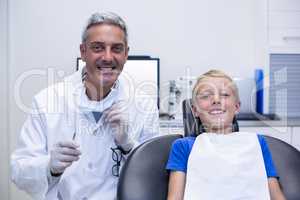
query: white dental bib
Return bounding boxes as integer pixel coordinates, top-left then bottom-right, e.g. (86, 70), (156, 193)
(184, 132), (270, 200)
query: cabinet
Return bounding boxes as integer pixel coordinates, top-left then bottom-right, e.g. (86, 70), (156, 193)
(159, 121), (298, 148)
(268, 0), (300, 52)
(159, 121), (184, 136)
(239, 127), (292, 144)
(292, 127), (300, 151)
(269, 0), (300, 11)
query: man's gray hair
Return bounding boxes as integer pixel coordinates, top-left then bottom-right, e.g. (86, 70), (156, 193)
(81, 12), (128, 44)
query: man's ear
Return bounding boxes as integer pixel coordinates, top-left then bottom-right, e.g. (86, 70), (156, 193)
(125, 46), (129, 59)
(80, 44), (86, 62)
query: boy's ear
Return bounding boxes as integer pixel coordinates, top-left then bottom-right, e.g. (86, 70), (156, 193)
(191, 104), (200, 117)
(235, 101), (241, 114)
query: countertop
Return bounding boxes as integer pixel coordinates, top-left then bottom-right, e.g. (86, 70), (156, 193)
(159, 118), (300, 128)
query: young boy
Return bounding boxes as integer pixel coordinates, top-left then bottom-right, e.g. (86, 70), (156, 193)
(166, 70), (286, 200)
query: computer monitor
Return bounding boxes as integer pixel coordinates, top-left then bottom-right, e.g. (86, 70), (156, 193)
(76, 56), (160, 109)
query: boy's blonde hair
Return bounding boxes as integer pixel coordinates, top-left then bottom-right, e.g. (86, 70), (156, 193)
(192, 69), (240, 104)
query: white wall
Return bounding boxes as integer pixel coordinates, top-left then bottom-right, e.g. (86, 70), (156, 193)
(0, 0), (9, 199)
(6, 0), (268, 199)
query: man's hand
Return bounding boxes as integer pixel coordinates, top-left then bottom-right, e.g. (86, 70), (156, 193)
(49, 141), (81, 176)
(103, 101), (133, 151)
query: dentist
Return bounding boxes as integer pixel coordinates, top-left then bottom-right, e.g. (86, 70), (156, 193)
(11, 12), (159, 200)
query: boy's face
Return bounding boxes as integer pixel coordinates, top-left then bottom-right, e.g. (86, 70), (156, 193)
(192, 77), (240, 133)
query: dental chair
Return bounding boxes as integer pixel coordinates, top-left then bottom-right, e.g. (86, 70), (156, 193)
(117, 99), (300, 200)
(117, 134), (182, 200)
(182, 99), (300, 200)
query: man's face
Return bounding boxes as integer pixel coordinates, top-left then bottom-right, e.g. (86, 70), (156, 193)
(192, 77), (240, 133)
(80, 24), (129, 91)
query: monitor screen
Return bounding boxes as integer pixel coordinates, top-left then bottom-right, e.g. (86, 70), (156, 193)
(76, 56), (160, 109)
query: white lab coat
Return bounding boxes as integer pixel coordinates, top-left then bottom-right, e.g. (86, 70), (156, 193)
(11, 70), (159, 200)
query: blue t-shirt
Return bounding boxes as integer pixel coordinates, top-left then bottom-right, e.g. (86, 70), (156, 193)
(166, 134), (278, 178)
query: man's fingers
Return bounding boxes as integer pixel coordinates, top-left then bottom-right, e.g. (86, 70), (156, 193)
(57, 141), (80, 149)
(102, 100), (128, 117)
(58, 154), (80, 162)
(103, 110), (123, 123)
(50, 141), (81, 175)
(58, 147), (81, 156)
(105, 113), (123, 123)
(103, 107), (119, 119)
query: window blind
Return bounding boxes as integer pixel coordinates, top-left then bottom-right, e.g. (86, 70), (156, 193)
(269, 54), (300, 118)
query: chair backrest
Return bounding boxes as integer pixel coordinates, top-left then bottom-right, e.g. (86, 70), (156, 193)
(182, 98), (300, 199)
(182, 99), (239, 136)
(182, 98), (200, 136)
(117, 134), (182, 200)
(263, 135), (300, 200)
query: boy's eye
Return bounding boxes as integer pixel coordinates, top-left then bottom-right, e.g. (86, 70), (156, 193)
(221, 93), (229, 97)
(220, 92), (230, 98)
(200, 95), (210, 99)
(197, 93), (212, 99)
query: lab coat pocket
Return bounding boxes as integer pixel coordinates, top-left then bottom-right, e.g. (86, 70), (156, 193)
(78, 136), (113, 179)
(84, 149), (113, 179)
